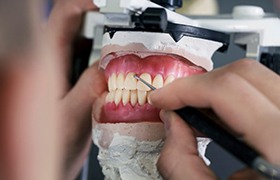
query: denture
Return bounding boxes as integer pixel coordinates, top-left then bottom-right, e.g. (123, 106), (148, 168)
(92, 30), (221, 179)
(102, 53), (205, 123)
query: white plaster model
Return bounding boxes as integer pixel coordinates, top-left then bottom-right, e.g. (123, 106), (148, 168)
(100, 31), (223, 71)
(93, 29), (217, 180)
(92, 121), (211, 180)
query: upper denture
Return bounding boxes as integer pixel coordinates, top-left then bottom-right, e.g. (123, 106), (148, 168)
(104, 54), (204, 79)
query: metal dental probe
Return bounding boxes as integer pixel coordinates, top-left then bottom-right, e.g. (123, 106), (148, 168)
(134, 74), (157, 91)
(134, 74), (280, 179)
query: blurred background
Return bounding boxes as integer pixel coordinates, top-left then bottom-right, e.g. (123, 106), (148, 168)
(62, 0), (275, 179)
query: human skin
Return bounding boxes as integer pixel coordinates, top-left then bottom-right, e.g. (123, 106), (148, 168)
(0, 0), (106, 180)
(149, 59), (280, 179)
(41, 0), (107, 178)
(47, 2), (105, 176)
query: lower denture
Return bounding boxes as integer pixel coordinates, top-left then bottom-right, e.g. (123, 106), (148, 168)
(101, 53), (206, 123)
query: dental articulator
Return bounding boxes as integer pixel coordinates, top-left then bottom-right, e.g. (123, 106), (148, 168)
(81, 0), (280, 179)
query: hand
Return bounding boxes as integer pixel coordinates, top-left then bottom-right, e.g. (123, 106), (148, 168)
(149, 59), (280, 179)
(46, 0), (106, 179)
(0, 1), (106, 180)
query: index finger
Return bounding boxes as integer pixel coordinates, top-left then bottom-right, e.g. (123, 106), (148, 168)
(149, 72), (280, 164)
(46, 0), (98, 95)
(218, 59), (280, 109)
(48, 0), (97, 47)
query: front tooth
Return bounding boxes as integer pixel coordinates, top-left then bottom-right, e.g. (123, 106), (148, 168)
(114, 89), (122, 105)
(105, 91), (115, 103)
(124, 72), (137, 90)
(108, 73), (117, 91)
(137, 90), (147, 105)
(147, 91), (153, 104)
(117, 73), (125, 89)
(122, 90), (130, 105)
(152, 74), (164, 89)
(137, 73), (152, 91)
(130, 90), (137, 106)
(164, 75), (175, 86)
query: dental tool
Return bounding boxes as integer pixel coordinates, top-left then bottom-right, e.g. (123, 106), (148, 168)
(134, 74), (280, 180)
(133, 74), (156, 91)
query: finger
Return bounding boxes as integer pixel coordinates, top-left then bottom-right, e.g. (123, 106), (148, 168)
(62, 61), (106, 143)
(46, 0), (98, 93)
(60, 61), (106, 178)
(62, 62), (106, 118)
(0, 61), (60, 180)
(48, 0), (97, 47)
(220, 59), (280, 108)
(229, 168), (266, 180)
(150, 72), (280, 164)
(92, 92), (107, 122)
(157, 111), (217, 180)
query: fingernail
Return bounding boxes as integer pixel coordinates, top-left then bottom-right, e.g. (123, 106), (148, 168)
(160, 110), (171, 132)
(147, 89), (160, 105)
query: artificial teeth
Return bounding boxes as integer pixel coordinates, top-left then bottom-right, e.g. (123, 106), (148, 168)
(164, 75), (175, 86)
(147, 91), (153, 104)
(117, 73), (125, 89)
(114, 89), (122, 105)
(108, 73), (117, 91)
(107, 72), (178, 106)
(152, 74), (164, 89)
(137, 90), (147, 105)
(124, 72), (137, 90)
(137, 73), (152, 91)
(105, 91), (115, 103)
(122, 89), (130, 105)
(130, 90), (137, 106)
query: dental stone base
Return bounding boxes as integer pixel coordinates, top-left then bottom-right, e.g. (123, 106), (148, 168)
(96, 134), (164, 180)
(93, 126), (211, 180)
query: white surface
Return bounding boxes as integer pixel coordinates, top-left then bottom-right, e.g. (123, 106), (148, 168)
(93, 129), (211, 180)
(197, 5), (280, 47)
(82, 12), (105, 39)
(198, 17), (280, 47)
(94, 0), (106, 7)
(232, 6), (265, 19)
(92, 0), (198, 26)
(100, 31), (222, 71)
(94, 132), (164, 180)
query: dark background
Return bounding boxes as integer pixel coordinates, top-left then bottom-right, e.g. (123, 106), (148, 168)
(82, 0), (276, 179)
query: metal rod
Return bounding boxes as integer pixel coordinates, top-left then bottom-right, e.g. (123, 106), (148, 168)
(133, 74), (157, 90)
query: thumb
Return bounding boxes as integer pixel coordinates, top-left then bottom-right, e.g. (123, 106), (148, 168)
(63, 61), (106, 103)
(61, 61), (106, 137)
(59, 61), (106, 178)
(157, 111), (217, 180)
